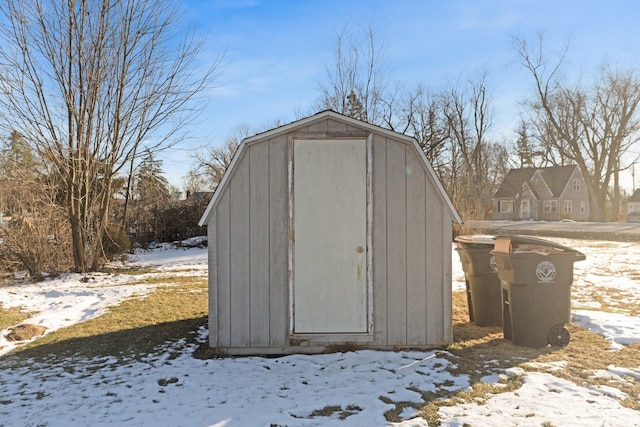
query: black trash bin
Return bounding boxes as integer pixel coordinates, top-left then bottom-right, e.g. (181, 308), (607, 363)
(491, 235), (586, 348)
(455, 235), (502, 326)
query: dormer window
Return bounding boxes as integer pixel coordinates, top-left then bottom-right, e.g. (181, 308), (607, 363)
(573, 179), (581, 191)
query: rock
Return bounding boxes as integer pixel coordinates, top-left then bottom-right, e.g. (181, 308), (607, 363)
(5, 324), (47, 342)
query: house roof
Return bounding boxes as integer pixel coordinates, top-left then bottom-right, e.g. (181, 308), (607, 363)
(199, 110), (462, 226)
(539, 165), (578, 197)
(629, 189), (640, 203)
(494, 165), (578, 199)
(494, 168), (537, 198)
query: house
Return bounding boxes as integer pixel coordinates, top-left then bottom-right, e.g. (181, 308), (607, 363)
(628, 189), (640, 222)
(628, 189), (640, 213)
(492, 165), (589, 221)
(198, 110), (462, 355)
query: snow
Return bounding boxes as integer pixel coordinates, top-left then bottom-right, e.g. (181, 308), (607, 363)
(439, 370), (640, 427)
(573, 310), (640, 349)
(0, 237), (638, 426)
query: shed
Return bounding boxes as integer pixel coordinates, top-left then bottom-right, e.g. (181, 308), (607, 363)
(198, 110), (462, 355)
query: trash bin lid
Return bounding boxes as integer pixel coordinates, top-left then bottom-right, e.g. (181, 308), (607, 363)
(455, 235), (495, 248)
(493, 235), (581, 255)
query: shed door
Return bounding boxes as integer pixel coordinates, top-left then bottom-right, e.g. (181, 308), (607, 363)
(293, 139), (367, 333)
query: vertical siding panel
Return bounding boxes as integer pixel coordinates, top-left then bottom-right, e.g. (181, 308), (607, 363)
(269, 136), (289, 347)
(216, 191), (231, 347)
(425, 182), (445, 344)
(249, 143), (270, 346)
(405, 147), (427, 345)
(208, 213), (218, 348)
(372, 135), (388, 345)
(385, 139), (407, 345)
(442, 211), (453, 345)
(229, 154), (251, 347)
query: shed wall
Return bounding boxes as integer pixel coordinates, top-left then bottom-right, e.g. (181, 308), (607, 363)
(371, 134), (452, 347)
(208, 135), (289, 350)
(208, 117), (452, 353)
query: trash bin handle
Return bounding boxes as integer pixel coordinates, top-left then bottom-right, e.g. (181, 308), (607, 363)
(499, 235), (580, 253)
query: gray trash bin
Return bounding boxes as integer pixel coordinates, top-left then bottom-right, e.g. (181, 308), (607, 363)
(455, 235), (502, 326)
(491, 235), (586, 348)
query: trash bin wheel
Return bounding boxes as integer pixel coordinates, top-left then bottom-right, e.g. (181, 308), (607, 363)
(547, 324), (570, 347)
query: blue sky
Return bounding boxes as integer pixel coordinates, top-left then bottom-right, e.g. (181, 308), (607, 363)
(161, 0), (640, 192)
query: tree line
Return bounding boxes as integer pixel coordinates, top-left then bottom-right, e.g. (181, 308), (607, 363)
(1, 5), (639, 279)
(188, 26), (640, 225)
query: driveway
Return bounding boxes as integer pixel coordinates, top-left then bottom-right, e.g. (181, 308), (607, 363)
(464, 220), (640, 241)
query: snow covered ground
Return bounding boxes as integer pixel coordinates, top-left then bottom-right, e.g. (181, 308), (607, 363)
(0, 238), (638, 426)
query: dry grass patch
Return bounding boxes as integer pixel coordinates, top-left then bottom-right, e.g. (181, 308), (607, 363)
(576, 285), (640, 315)
(0, 304), (33, 330)
(2, 276), (207, 364)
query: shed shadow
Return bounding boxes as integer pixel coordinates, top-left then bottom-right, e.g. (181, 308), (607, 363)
(0, 316), (208, 366)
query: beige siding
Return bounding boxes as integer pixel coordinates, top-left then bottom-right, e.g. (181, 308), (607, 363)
(249, 142), (270, 346)
(207, 213), (218, 348)
(372, 135), (388, 346)
(406, 147), (427, 345)
(268, 136), (289, 347)
(370, 136), (449, 347)
(385, 138), (408, 345)
(216, 190), (231, 347)
(209, 137), (290, 350)
(426, 184), (445, 344)
(229, 154), (250, 347)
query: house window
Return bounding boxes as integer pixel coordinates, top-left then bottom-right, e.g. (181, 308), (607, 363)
(544, 200), (557, 213)
(500, 200), (514, 213)
(581, 201), (586, 213)
(564, 200), (572, 213)
(573, 179), (581, 191)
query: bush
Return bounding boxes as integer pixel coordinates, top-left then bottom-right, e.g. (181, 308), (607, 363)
(0, 210), (73, 281)
(102, 224), (131, 260)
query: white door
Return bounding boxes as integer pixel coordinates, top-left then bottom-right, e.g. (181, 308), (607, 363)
(293, 139), (368, 333)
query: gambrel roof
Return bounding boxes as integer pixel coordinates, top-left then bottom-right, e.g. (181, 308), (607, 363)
(494, 165), (579, 199)
(199, 110), (462, 226)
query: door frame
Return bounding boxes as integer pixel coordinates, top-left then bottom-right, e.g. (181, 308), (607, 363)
(287, 134), (374, 341)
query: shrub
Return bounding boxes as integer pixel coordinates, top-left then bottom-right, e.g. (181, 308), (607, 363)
(102, 224), (131, 260)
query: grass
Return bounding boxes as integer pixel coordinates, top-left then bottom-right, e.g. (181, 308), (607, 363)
(0, 303), (33, 330)
(574, 284), (640, 316)
(2, 275), (208, 364)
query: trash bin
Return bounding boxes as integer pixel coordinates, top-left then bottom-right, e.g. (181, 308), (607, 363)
(491, 235), (586, 348)
(455, 235), (502, 326)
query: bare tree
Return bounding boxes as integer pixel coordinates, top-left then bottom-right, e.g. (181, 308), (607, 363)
(515, 35), (640, 221)
(190, 124), (251, 191)
(183, 169), (209, 195)
(0, 0), (223, 271)
(316, 22), (389, 125)
(440, 72), (503, 219)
